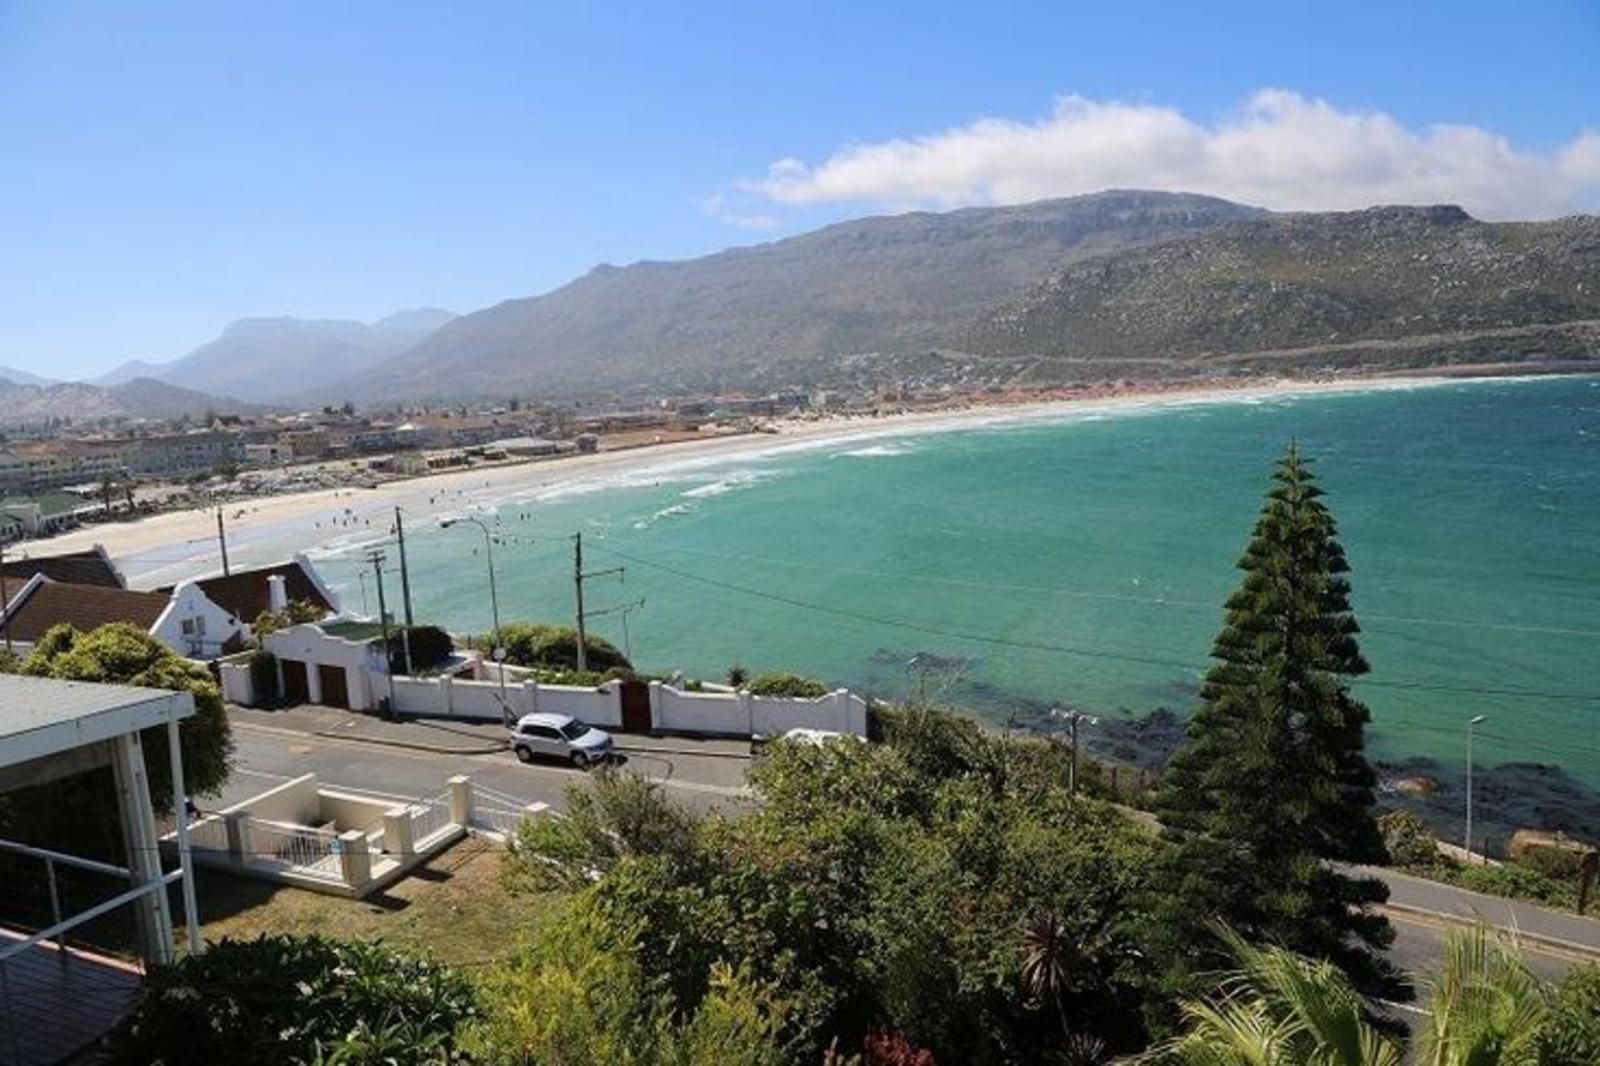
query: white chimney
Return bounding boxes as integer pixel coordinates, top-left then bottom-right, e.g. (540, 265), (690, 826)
(267, 574), (288, 613)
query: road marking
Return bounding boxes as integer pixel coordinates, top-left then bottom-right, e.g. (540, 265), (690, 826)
(1382, 906), (1599, 964)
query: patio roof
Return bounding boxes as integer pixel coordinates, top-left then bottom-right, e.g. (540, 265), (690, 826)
(0, 675), (194, 768)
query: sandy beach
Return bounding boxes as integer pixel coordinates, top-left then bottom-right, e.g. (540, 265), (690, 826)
(24, 374), (1461, 589)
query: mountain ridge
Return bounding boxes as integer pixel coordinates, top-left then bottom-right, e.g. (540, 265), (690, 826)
(346, 190), (1266, 400)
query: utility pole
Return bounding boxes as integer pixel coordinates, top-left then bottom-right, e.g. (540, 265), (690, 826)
(1050, 706), (1098, 796)
(393, 507), (415, 626)
(0, 541), (11, 654)
(215, 506), (230, 576)
(368, 548), (397, 716)
(1466, 714), (1487, 859)
(392, 507), (415, 674)
(572, 532), (624, 673)
(573, 533), (586, 672)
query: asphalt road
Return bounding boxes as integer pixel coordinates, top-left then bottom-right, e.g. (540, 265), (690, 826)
(218, 719), (754, 817)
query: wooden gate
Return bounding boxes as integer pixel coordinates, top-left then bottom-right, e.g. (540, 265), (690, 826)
(318, 664), (349, 709)
(619, 680), (652, 733)
(281, 659), (310, 704)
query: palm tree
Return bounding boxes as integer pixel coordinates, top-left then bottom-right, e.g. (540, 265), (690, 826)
(1414, 925), (1548, 1066)
(1021, 908), (1110, 1065)
(1137, 928), (1401, 1066)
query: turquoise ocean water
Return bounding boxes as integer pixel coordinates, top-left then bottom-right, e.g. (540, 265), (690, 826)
(314, 377), (1600, 788)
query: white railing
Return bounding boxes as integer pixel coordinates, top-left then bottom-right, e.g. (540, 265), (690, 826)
(189, 815), (230, 854)
(470, 784), (540, 838)
(250, 818), (341, 879)
(410, 791), (453, 844)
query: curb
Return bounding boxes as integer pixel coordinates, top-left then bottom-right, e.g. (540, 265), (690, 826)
(616, 743), (754, 760)
(1381, 901), (1600, 960)
(311, 728), (510, 756)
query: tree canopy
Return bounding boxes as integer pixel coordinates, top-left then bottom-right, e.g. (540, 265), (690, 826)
(20, 622), (234, 813)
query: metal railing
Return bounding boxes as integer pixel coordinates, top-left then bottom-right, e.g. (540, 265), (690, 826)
(409, 790), (454, 844)
(188, 815), (230, 855)
(0, 838), (129, 954)
(469, 784), (540, 838)
(248, 818), (341, 879)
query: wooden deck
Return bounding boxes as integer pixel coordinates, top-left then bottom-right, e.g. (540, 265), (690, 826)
(0, 928), (142, 1065)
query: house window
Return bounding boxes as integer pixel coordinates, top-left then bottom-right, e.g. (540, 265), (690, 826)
(180, 617), (206, 637)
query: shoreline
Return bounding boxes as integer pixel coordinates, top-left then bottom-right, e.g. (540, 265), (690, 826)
(22, 368), (1581, 587)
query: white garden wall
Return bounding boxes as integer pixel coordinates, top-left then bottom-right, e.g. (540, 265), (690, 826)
(347, 670), (867, 739)
(528, 681), (622, 727)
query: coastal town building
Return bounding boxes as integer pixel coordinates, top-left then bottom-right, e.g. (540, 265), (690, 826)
(160, 554), (340, 625)
(0, 573), (251, 659)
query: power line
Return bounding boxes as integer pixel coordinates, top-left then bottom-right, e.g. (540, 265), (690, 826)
(596, 546), (1600, 705)
(637, 540), (1600, 639)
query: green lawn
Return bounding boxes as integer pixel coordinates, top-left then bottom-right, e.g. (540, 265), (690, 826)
(195, 839), (567, 965)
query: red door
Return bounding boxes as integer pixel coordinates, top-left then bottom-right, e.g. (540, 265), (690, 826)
(318, 665), (349, 709)
(281, 659), (310, 704)
(619, 680), (652, 733)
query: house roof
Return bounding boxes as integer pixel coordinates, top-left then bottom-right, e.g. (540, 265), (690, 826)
(0, 547), (124, 589)
(173, 559), (335, 622)
(0, 580), (170, 645)
(0, 674), (193, 768)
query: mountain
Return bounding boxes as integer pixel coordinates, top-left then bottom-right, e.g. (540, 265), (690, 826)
(136, 309), (457, 402)
(0, 377), (255, 428)
(0, 365), (60, 387)
(91, 359), (170, 387)
(351, 191), (1264, 400)
(966, 205), (1600, 378)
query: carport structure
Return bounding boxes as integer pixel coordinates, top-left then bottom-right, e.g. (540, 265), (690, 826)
(0, 675), (204, 1064)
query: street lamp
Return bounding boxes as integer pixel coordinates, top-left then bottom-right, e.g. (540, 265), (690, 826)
(441, 515), (509, 724)
(1465, 715), (1487, 860)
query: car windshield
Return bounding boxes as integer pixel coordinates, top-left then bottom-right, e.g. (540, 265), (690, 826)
(559, 721), (591, 741)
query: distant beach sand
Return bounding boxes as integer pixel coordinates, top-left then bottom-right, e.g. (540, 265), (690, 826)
(28, 374), (1458, 588)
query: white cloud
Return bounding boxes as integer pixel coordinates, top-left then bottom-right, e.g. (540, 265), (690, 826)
(744, 90), (1600, 220)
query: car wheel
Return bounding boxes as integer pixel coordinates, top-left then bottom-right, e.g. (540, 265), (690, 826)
(514, 745), (534, 764)
(570, 750), (589, 769)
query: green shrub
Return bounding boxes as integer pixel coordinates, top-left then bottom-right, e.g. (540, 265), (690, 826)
(1457, 861), (1576, 908)
(481, 621), (631, 672)
(248, 649), (278, 703)
(746, 672), (829, 698)
(393, 624), (454, 672)
(1379, 808), (1442, 868)
(103, 934), (476, 1065)
(1541, 965), (1600, 1065)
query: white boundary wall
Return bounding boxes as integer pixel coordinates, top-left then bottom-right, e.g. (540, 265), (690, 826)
(371, 674), (866, 738)
(652, 682), (867, 737)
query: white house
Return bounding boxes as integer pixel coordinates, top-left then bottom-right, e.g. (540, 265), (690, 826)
(0, 574), (251, 659)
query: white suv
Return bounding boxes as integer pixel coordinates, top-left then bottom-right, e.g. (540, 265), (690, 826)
(510, 712), (615, 768)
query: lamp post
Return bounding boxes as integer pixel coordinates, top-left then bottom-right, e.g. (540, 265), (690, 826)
(442, 515), (509, 724)
(1465, 715), (1487, 860)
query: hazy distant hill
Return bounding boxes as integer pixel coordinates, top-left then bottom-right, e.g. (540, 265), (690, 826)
(0, 365), (60, 387)
(352, 191), (1263, 399)
(100, 308), (457, 402)
(155, 309), (457, 401)
(967, 205), (1600, 378)
(91, 359), (172, 387)
(0, 377), (254, 428)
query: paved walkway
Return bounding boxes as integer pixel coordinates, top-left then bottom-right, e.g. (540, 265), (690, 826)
(229, 703), (757, 759)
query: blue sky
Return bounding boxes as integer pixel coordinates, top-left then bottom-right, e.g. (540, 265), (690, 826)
(2, 1), (1597, 380)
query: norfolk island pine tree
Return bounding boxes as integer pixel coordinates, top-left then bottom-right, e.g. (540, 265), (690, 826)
(1147, 442), (1399, 1000)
